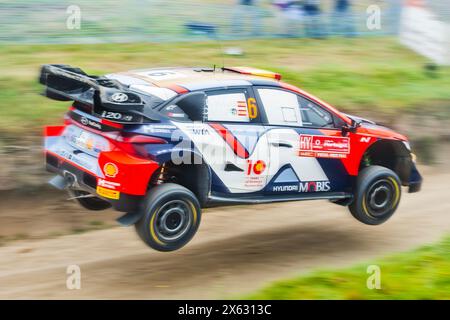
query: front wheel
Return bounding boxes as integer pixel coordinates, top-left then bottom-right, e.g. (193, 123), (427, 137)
(349, 166), (401, 225)
(135, 183), (201, 252)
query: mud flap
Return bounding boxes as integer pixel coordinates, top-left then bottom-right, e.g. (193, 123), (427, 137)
(116, 211), (143, 226)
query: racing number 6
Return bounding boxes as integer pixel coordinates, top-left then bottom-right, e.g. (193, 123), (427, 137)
(247, 97), (258, 119)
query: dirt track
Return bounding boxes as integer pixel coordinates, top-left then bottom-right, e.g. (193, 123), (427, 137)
(0, 165), (449, 299)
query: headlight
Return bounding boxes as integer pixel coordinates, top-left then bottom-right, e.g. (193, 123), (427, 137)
(403, 141), (411, 151)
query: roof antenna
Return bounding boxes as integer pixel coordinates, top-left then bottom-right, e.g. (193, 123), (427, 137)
(211, 30), (226, 71)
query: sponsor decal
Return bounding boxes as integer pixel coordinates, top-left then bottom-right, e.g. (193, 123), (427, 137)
(142, 124), (176, 134)
(56, 148), (94, 171)
(167, 112), (185, 118)
(236, 101), (248, 117)
(298, 180), (330, 192)
(111, 92), (129, 103)
(245, 160), (267, 187)
(272, 180), (331, 193)
(97, 179), (121, 190)
(299, 135), (350, 159)
(247, 160), (266, 175)
(100, 110), (134, 122)
(138, 70), (187, 81)
(96, 186), (120, 200)
(103, 162), (119, 178)
(360, 136), (372, 143)
(272, 184), (299, 192)
(191, 128), (209, 135)
(80, 117), (89, 126)
(79, 116), (102, 130)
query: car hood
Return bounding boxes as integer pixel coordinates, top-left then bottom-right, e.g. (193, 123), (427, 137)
(345, 113), (408, 141)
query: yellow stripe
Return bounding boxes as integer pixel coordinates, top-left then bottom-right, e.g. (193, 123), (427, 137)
(388, 177), (400, 207)
(362, 194), (371, 217)
(189, 201), (198, 225)
(150, 207), (165, 246)
(96, 186), (120, 200)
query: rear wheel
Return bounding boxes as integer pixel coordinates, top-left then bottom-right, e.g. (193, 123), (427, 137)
(135, 183), (201, 252)
(349, 166), (401, 225)
(71, 190), (112, 211)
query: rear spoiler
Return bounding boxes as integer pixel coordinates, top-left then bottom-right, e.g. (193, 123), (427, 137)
(39, 64), (157, 123)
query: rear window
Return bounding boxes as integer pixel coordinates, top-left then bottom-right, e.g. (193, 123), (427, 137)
(158, 103), (192, 121)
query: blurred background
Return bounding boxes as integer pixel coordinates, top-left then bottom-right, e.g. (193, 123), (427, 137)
(0, 0), (449, 299)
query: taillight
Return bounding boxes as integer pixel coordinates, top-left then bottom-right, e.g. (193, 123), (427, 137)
(111, 133), (166, 156)
(118, 134), (167, 144)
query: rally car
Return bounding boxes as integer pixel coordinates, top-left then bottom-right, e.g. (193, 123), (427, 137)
(40, 64), (422, 252)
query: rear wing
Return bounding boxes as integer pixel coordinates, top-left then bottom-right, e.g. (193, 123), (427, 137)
(39, 64), (156, 123)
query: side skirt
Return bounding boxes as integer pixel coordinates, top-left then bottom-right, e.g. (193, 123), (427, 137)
(207, 192), (352, 206)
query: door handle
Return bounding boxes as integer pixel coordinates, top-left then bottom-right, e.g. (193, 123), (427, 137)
(224, 163), (244, 172)
(270, 142), (293, 148)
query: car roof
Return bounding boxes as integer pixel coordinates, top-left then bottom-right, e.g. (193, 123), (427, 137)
(106, 66), (351, 124)
(108, 66), (281, 91)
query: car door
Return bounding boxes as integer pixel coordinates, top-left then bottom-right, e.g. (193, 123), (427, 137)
(189, 87), (270, 194)
(255, 87), (352, 195)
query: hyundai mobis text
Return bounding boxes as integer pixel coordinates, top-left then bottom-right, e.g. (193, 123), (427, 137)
(40, 65), (422, 252)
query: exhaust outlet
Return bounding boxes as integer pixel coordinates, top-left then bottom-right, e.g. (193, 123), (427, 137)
(62, 171), (80, 189)
(48, 172), (80, 190)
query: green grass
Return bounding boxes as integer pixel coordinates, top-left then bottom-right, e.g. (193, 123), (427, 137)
(0, 37), (449, 135)
(245, 235), (450, 300)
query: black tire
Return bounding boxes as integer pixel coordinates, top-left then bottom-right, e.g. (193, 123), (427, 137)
(349, 166), (401, 225)
(135, 183), (201, 252)
(71, 190), (112, 211)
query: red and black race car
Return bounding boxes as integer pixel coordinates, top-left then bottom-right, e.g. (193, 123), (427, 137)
(40, 64), (422, 252)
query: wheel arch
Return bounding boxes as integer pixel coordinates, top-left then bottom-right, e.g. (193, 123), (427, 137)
(150, 150), (212, 207)
(360, 139), (412, 186)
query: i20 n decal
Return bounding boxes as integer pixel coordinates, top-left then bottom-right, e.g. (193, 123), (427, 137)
(40, 64), (422, 252)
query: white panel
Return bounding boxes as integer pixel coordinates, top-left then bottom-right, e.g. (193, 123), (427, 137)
(266, 129), (328, 182)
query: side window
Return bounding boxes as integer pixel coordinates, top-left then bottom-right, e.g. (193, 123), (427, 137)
(298, 96), (334, 128)
(158, 103), (192, 122)
(257, 88), (302, 126)
(205, 90), (251, 123)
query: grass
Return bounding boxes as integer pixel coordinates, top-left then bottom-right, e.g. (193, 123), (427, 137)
(245, 235), (450, 300)
(0, 37), (450, 135)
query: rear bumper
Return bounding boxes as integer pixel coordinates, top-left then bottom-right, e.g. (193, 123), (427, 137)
(46, 152), (143, 212)
(44, 125), (160, 212)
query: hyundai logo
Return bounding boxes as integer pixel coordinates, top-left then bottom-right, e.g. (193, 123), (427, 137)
(111, 92), (129, 103)
(80, 117), (89, 125)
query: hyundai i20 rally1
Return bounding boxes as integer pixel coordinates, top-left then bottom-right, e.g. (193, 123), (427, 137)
(40, 64), (422, 252)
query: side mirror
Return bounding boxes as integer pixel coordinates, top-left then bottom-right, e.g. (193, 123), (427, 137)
(341, 119), (361, 136)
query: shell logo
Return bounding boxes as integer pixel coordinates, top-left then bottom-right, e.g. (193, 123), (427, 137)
(103, 162), (119, 178)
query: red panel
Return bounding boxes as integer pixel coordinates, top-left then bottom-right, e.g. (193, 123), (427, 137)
(163, 84), (189, 94)
(280, 82), (351, 125)
(209, 123), (250, 159)
(318, 129), (377, 176)
(44, 125), (65, 137)
(101, 118), (123, 129)
(98, 151), (160, 195)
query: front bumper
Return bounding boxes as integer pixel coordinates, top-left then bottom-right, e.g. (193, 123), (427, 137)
(408, 162), (422, 193)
